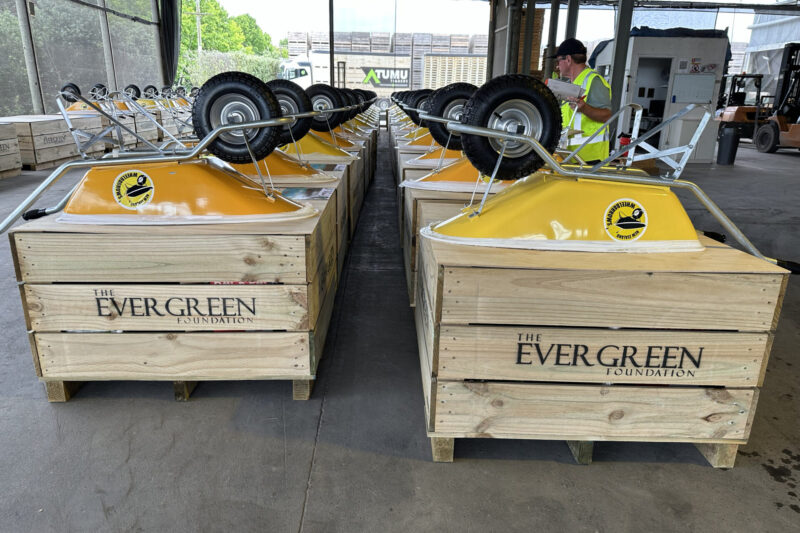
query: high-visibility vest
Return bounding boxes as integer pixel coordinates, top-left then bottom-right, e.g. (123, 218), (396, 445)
(560, 68), (611, 162)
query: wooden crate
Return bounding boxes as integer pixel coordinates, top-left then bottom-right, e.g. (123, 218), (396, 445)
(415, 233), (788, 466)
(401, 185), (504, 307)
(0, 123), (22, 179)
(10, 195), (339, 403)
(2, 115), (104, 169)
(274, 171), (350, 278)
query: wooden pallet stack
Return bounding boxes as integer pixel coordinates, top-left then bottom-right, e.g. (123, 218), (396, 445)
(414, 233), (788, 466)
(0, 122), (22, 179)
(3, 115), (104, 170)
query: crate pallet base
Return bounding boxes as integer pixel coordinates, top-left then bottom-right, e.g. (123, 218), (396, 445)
(22, 155), (81, 171)
(428, 437), (739, 468)
(42, 377), (318, 403)
(415, 233), (788, 466)
(0, 167), (22, 179)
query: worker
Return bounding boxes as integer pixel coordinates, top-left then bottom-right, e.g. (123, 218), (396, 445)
(553, 38), (612, 163)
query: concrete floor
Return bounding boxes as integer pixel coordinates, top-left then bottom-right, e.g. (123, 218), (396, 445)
(0, 137), (798, 532)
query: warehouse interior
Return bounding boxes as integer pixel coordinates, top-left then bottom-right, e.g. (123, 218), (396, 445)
(0, 1), (799, 531)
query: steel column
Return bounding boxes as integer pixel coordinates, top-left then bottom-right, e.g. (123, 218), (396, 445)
(565, 0), (579, 39)
(610, 0), (634, 116)
(98, 0), (118, 91)
(15, 0), (44, 114)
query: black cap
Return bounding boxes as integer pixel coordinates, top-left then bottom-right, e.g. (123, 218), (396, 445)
(551, 38), (587, 58)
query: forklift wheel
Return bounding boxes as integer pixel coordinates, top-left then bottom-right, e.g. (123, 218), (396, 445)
(60, 83), (81, 103)
(89, 83), (108, 100)
(426, 82), (477, 151)
(307, 84), (347, 132)
(192, 71), (281, 163)
(460, 74), (560, 180)
(266, 79), (313, 145)
(124, 84), (141, 100)
(754, 123), (780, 153)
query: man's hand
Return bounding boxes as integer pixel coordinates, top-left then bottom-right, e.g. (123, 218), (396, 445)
(567, 96), (611, 123)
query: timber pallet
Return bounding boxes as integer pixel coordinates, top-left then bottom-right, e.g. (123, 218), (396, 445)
(10, 193), (339, 403)
(3, 115), (104, 169)
(0, 122), (22, 178)
(414, 232), (788, 466)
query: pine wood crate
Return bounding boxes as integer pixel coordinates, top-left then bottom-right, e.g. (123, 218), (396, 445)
(9, 195), (338, 403)
(401, 186), (501, 307)
(274, 173), (349, 277)
(0, 122), (22, 179)
(415, 234), (788, 466)
(3, 115), (104, 169)
(304, 154), (363, 238)
(394, 143), (436, 186)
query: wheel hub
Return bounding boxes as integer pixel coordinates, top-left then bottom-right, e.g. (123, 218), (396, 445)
(277, 95), (299, 128)
(210, 94), (261, 144)
(487, 99), (543, 157)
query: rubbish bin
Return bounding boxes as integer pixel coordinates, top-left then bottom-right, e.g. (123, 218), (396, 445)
(716, 125), (740, 165)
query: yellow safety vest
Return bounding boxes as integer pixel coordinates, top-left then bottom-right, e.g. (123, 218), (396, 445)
(560, 68), (611, 162)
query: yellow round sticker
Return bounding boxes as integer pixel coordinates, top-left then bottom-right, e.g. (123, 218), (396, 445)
(604, 199), (647, 242)
(112, 170), (154, 210)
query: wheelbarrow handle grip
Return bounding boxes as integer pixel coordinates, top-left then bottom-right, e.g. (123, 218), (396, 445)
(22, 208), (48, 221)
(776, 259), (800, 274)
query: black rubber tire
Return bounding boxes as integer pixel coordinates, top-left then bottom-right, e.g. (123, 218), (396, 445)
(307, 84), (347, 131)
(143, 85), (158, 98)
(189, 86), (199, 98)
(426, 82), (477, 150)
(754, 123), (780, 153)
(266, 78), (313, 145)
(192, 71), (281, 163)
(175, 86), (187, 97)
(89, 83), (108, 100)
(461, 74), (560, 179)
(407, 89), (433, 126)
(340, 88), (359, 121)
(161, 86), (173, 98)
(60, 83), (81, 103)
(124, 84), (141, 100)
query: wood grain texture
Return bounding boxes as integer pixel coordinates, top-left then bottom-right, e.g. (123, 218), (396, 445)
(26, 284), (309, 332)
(15, 233), (308, 283)
(440, 268), (783, 332)
(437, 326), (770, 386)
(433, 381), (756, 442)
(173, 381), (197, 401)
(36, 332), (313, 380)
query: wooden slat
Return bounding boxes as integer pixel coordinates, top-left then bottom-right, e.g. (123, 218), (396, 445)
(426, 234), (788, 274)
(438, 326), (770, 386)
(433, 381), (756, 442)
(26, 284), (309, 332)
(36, 332), (312, 380)
(440, 268), (783, 332)
(14, 233), (307, 283)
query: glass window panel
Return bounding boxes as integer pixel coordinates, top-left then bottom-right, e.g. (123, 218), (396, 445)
(107, 0), (163, 91)
(28, 0), (109, 113)
(0, 0), (34, 115)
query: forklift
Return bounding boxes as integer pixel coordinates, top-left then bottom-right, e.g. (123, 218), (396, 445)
(717, 73), (769, 140)
(754, 42), (800, 153)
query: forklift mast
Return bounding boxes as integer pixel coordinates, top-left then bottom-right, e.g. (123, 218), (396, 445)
(773, 43), (800, 123)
